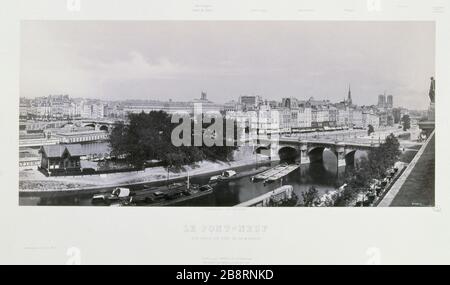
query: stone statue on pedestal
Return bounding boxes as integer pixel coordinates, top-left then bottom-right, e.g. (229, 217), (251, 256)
(428, 77), (435, 121)
(419, 76), (436, 137)
(429, 77), (435, 103)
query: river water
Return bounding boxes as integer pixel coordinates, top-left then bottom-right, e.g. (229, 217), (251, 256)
(174, 151), (346, 206)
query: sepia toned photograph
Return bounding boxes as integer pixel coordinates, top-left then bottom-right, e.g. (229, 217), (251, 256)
(18, 20), (435, 207)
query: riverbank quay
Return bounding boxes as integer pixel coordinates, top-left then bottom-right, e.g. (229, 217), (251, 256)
(19, 156), (275, 194)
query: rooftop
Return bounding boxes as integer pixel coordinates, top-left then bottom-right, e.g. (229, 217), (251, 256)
(40, 144), (84, 158)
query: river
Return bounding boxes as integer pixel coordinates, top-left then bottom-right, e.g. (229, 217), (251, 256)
(174, 151), (346, 206)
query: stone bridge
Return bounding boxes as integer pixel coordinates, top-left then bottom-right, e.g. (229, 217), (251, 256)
(77, 120), (120, 132)
(24, 119), (122, 132)
(21, 119), (122, 132)
(255, 136), (380, 167)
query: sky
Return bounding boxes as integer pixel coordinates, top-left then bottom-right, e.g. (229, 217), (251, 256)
(20, 21), (435, 109)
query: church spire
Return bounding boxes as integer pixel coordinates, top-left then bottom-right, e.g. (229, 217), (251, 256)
(347, 84), (352, 105)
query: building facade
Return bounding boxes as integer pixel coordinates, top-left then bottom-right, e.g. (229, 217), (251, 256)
(351, 108), (364, 128)
(362, 111), (380, 129)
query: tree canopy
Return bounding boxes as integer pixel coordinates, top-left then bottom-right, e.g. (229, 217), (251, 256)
(109, 111), (238, 169)
(401, 114), (411, 131)
(366, 133), (401, 179)
(301, 186), (320, 206)
(367, 124), (374, 136)
(337, 133), (402, 206)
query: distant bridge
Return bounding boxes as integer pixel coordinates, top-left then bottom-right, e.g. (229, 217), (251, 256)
(76, 119), (120, 132)
(20, 119), (122, 132)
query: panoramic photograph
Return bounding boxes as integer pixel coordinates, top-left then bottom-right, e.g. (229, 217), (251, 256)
(18, 21), (435, 207)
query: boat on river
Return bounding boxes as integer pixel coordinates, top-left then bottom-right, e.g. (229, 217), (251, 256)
(209, 170), (237, 183)
(120, 182), (214, 206)
(92, 187), (131, 205)
(251, 163), (300, 184)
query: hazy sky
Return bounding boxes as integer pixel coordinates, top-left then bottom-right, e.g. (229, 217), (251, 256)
(20, 21), (435, 109)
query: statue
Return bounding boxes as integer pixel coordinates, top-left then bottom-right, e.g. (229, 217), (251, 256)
(428, 76), (435, 122)
(419, 76), (436, 135)
(429, 76), (435, 103)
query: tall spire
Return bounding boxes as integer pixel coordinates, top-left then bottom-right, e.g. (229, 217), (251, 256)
(347, 84), (352, 105)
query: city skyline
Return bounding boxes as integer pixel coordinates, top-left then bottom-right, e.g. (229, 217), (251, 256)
(20, 21), (435, 109)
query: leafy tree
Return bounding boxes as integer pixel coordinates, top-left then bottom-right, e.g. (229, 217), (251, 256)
(364, 133), (400, 179)
(199, 114), (239, 162)
(367, 124), (374, 136)
(268, 192), (299, 207)
(321, 195), (335, 207)
(336, 134), (401, 206)
(401, 114), (411, 131)
(335, 159), (371, 206)
(109, 121), (130, 159)
(387, 115), (394, 127)
(345, 157), (372, 188)
(382, 133), (401, 166)
(333, 186), (359, 206)
(301, 186), (320, 206)
(109, 111), (238, 169)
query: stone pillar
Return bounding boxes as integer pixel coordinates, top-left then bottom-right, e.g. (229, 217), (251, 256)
(269, 144), (279, 161)
(267, 135), (279, 161)
(335, 143), (346, 167)
(428, 102), (435, 121)
(299, 142), (309, 164)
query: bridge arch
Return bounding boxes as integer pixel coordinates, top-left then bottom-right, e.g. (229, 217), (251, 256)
(307, 146), (327, 163)
(84, 123), (96, 129)
(345, 150), (357, 166)
(61, 122), (74, 128)
(278, 146), (299, 163)
(255, 145), (270, 155)
(348, 149), (369, 167)
(99, 125), (109, 132)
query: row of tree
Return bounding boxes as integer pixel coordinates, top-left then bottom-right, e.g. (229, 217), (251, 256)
(338, 134), (401, 206)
